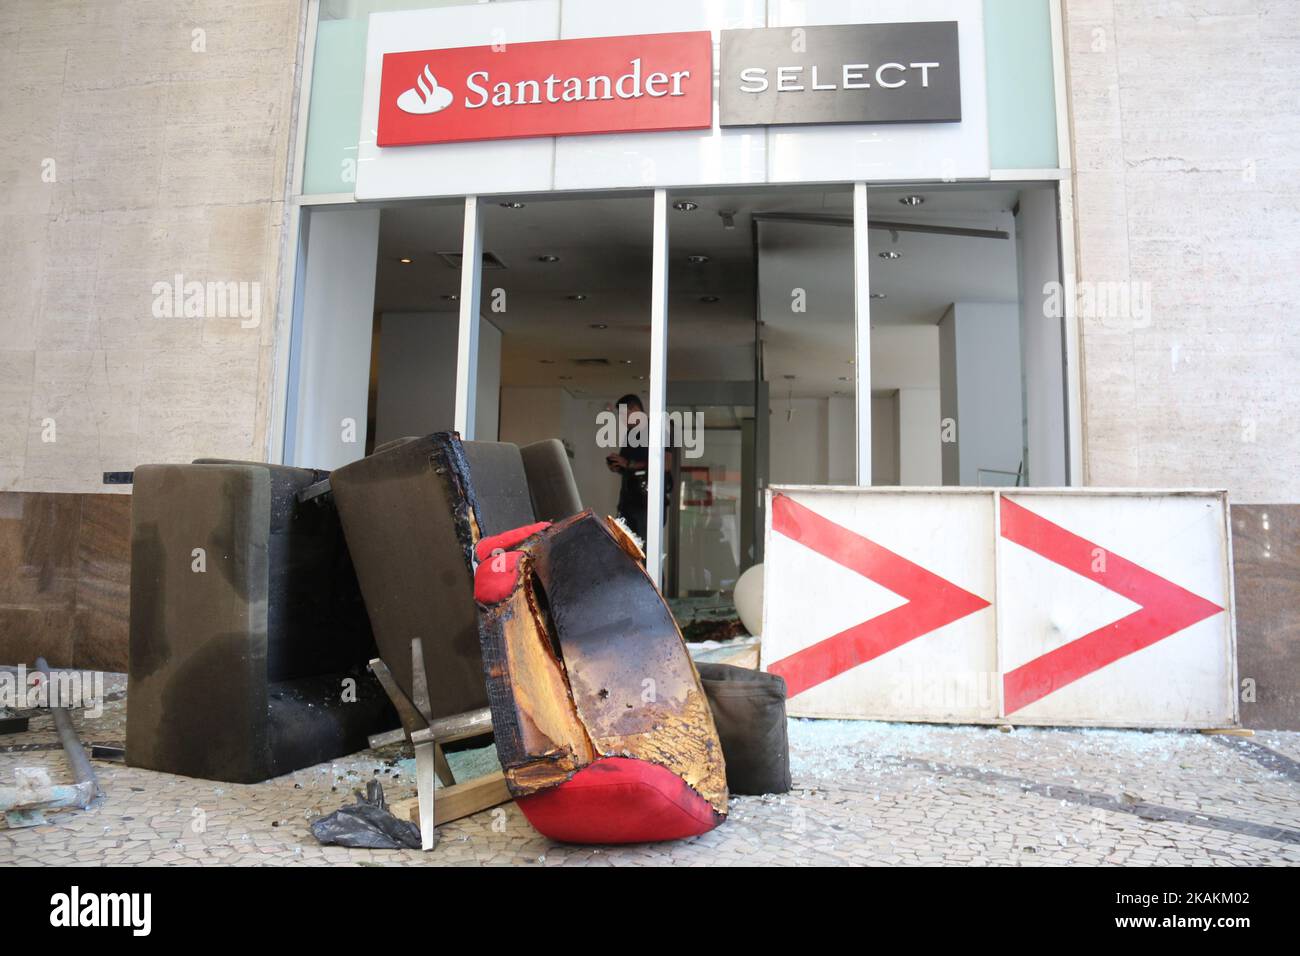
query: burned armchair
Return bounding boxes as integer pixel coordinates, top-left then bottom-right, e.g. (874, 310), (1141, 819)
(471, 488), (729, 843)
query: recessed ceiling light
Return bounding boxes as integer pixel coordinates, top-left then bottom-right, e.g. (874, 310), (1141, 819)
(399, 257), (413, 264)
(590, 323), (608, 330)
(870, 293), (887, 300)
(899, 195), (925, 206)
(500, 201), (526, 209)
(687, 255), (710, 265)
(673, 201), (699, 212)
(568, 293), (588, 301)
(700, 295), (720, 303)
(537, 254), (560, 263)
(878, 250), (902, 260)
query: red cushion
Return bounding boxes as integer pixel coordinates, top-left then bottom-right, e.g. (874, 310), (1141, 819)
(474, 522), (551, 563)
(515, 757), (722, 844)
(474, 550), (524, 604)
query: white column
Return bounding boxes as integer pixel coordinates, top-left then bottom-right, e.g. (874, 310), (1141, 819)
(287, 206), (380, 470)
(852, 182), (873, 485)
(646, 189), (669, 586)
(1058, 179), (1085, 486)
(1018, 187), (1068, 486)
(454, 195), (483, 440)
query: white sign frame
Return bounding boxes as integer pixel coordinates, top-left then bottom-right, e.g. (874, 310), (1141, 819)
(761, 486), (1238, 730)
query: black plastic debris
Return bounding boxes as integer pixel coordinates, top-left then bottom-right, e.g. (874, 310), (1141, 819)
(309, 779), (421, 850)
(0, 716), (30, 736)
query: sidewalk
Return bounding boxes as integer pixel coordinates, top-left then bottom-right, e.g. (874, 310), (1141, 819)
(2, 676), (1296, 866)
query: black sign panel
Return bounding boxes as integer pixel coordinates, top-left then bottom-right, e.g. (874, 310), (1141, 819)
(719, 21), (961, 128)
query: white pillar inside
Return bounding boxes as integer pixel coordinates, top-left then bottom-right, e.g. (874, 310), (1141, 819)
(1017, 186), (1068, 486)
(455, 196), (483, 440)
(939, 302), (1025, 486)
(646, 189), (669, 585)
(286, 205), (380, 470)
(852, 182), (873, 485)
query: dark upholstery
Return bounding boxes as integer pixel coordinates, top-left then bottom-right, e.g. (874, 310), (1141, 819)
(331, 432), (583, 721)
(126, 461), (392, 783)
(461, 441), (537, 534)
(329, 435), (491, 720)
(519, 439), (583, 522)
(695, 662), (791, 795)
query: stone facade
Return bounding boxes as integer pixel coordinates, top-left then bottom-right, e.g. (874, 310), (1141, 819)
(1064, 0), (1300, 503)
(0, 0), (304, 494)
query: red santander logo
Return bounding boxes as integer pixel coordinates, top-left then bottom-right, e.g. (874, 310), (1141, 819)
(377, 32), (713, 147)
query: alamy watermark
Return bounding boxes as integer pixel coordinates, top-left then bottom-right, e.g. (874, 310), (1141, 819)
(1043, 278), (1151, 330)
(151, 274), (261, 328)
(595, 404), (704, 459)
(50, 886), (151, 936)
(0, 666), (104, 719)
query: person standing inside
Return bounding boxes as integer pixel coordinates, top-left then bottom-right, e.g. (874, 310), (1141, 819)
(605, 394), (672, 542)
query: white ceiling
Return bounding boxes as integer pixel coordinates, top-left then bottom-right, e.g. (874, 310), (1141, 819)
(371, 183), (1040, 400)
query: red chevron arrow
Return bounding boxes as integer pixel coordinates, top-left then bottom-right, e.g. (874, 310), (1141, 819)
(766, 494), (991, 698)
(1000, 498), (1224, 714)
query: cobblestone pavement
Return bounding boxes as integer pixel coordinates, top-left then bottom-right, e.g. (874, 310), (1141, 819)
(1, 674), (1297, 866)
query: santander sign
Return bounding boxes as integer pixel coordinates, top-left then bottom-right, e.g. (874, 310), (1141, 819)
(377, 32), (713, 147)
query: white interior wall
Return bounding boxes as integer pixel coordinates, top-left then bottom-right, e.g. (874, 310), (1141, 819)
(769, 391), (917, 488)
(898, 386), (942, 485)
(497, 385), (619, 519)
(564, 394), (620, 519)
(475, 321), (502, 442)
(870, 393), (901, 485)
(768, 398), (829, 485)
(1016, 187), (1067, 486)
(373, 312), (500, 446)
(939, 302), (1025, 486)
(289, 207), (380, 470)
(870, 325), (941, 391)
(827, 395), (856, 485)
(373, 312), (454, 446)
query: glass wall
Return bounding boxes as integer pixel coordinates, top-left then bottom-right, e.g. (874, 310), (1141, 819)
(284, 186), (1069, 665)
(660, 185), (856, 608)
(364, 200), (467, 452)
(865, 182), (1066, 487)
(481, 193), (655, 521)
(285, 199), (467, 468)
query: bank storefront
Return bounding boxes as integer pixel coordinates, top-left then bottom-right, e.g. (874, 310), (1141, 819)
(279, 0), (1075, 591)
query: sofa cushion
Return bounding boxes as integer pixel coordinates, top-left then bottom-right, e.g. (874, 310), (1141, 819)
(330, 434), (490, 718)
(695, 662), (791, 795)
(519, 439), (582, 522)
(515, 756), (721, 844)
(462, 441), (535, 535)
